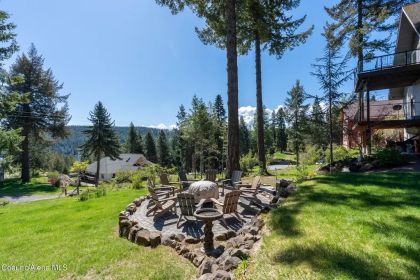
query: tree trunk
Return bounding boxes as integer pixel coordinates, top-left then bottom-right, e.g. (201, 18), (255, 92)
(21, 127), (30, 183)
(255, 31), (267, 174)
(329, 90), (333, 166)
(95, 153), (100, 187)
(225, 0), (240, 178)
(295, 110), (300, 166)
(357, 0), (363, 69)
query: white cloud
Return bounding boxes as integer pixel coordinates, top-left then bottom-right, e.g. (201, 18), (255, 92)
(146, 123), (177, 130)
(238, 105), (284, 126)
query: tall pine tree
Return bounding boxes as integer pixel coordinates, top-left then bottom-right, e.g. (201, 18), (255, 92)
(325, 0), (416, 64)
(155, 0), (240, 177)
(125, 122), (143, 154)
(239, 116), (250, 156)
(144, 130), (158, 163)
(276, 108), (287, 152)
(6, 44), (70, 182)
(309, 96), (328, 149)
(312, 25), (352, 163)
(284, 80), (308, 165)
(157, 130), (171, 167)
(81, 101), (120, 186)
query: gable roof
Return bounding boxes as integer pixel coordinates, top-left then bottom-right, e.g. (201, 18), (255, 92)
(395, 2), (420, 53)
(86, 153), (152, 175)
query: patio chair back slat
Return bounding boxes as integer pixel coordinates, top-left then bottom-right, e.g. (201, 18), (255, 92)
(231, 170), (242, 185)
(178, 170), (188, 182)
(206, 169), (217, 182)
(177, 193), (196, 216)
(223, 190), (241, 214)
(160, 173), (170, 185)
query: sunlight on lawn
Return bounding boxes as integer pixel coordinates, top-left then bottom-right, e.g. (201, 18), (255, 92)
(243, 172), (420, 280)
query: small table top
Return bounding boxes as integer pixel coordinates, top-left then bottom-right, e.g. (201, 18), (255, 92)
(188, 180), (219, 203)
(194, 208), (223, 222)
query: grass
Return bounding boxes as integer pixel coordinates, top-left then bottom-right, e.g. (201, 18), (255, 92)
(0, 177), (60, 197)
(0, 187), (195, 280)
(243, 172), (420, 280)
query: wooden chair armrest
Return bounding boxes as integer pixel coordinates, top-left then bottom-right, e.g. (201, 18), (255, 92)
(209, 198), (223, 206)
(160, 196), (177, 202)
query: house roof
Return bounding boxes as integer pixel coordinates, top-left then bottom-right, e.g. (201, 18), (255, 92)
(86, 153), (152, 175)
(343, 100), (403, 121)
(395, 2), (420, 53)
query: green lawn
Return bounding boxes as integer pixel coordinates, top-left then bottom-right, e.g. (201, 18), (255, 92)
(0, 177), (59, 197)
(0, 188), (195, 280)
(244, 172), (420, 280)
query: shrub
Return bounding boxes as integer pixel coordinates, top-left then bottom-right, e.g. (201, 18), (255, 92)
(113, 170), (133, 184)
(240, 153), (258, 172)
(0, 199), (9, 207)
(375, 147), (404, 167)
(79, 191), (89, 201)
(301, 145), (323, 165)
(95, 187), (107, 198)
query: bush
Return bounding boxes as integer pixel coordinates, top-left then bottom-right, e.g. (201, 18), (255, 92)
(301, 145), (323, 165)
(326, 146), (360, 163)
(113, 170), (133, 184)
(375, 147), (405, 167)
(79, 191), (89, 201)
(240, 153), (258, 172)
(0, 199), (9, 207)
(95, 187), (107, 198)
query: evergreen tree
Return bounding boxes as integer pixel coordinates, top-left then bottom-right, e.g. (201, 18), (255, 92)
(284, 80), (308, 165)
(155, 0), (240, 177)
(81, 101), (120, 186)
(0, 9), (21, 170)
(212, 94), (226, 170)
(144, 130), (157, 163)
(212, 94), (226, 123)
(312, 25), (352, 163)
(309, 96), (328, 148)
(195, 0), (313, 174)
(172, 104), (188, 169)
(239, 116), (250, 156)
(6, 44), (70, 182)
(125, 122), (143, 154)
(157, 130), (171, 167)
(0, 10), (18, 66)
(276, 108), (287, 152)
(325, 0), (416, 63)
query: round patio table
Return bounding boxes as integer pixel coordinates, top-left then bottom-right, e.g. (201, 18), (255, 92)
(188, 180), (219, 203)
(194, 208), (223, 255)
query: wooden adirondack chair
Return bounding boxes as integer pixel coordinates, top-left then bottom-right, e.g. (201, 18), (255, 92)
(238, 176), (261, 199)
(176, 193), (197, 228)
(220, 170), (243, 195)
(146, 184), (177, 219)
(205, 169), (217, 182)
(178, 170), (199, 189)
(210, 190), (244, 225)
(159, 173), (182, 192)
(148, 177), (177, 196)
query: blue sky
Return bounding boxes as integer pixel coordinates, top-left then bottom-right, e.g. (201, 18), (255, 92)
(2, 0), (355, 127)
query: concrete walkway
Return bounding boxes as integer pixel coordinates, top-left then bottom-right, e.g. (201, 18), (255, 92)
(0, 194), (60, 203)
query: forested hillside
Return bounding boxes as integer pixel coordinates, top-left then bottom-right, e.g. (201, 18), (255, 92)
(54, 126), (172, 157)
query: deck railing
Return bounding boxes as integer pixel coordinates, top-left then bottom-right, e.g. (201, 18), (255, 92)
(353, 100), (420, 124)
(357, 48), (420, 73)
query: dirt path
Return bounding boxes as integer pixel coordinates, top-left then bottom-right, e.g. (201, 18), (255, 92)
(0, 194), (60, 203)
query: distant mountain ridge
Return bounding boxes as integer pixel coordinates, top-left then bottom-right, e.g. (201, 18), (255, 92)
(54, 125), (173, 157)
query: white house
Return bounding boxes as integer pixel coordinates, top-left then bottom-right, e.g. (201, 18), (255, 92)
(86, 153), (152, 181)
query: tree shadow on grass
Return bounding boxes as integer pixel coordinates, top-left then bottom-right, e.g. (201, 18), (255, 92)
(0, 178), (57, 198)
(365, 214), (420, 276)
(273, 244), (408, 280)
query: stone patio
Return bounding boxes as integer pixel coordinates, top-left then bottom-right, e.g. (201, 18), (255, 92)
(130, 189), (271, 239)
(118, 180), (297, 280)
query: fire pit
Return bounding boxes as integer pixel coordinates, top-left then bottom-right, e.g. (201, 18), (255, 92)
(194, 208), (223, 255)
